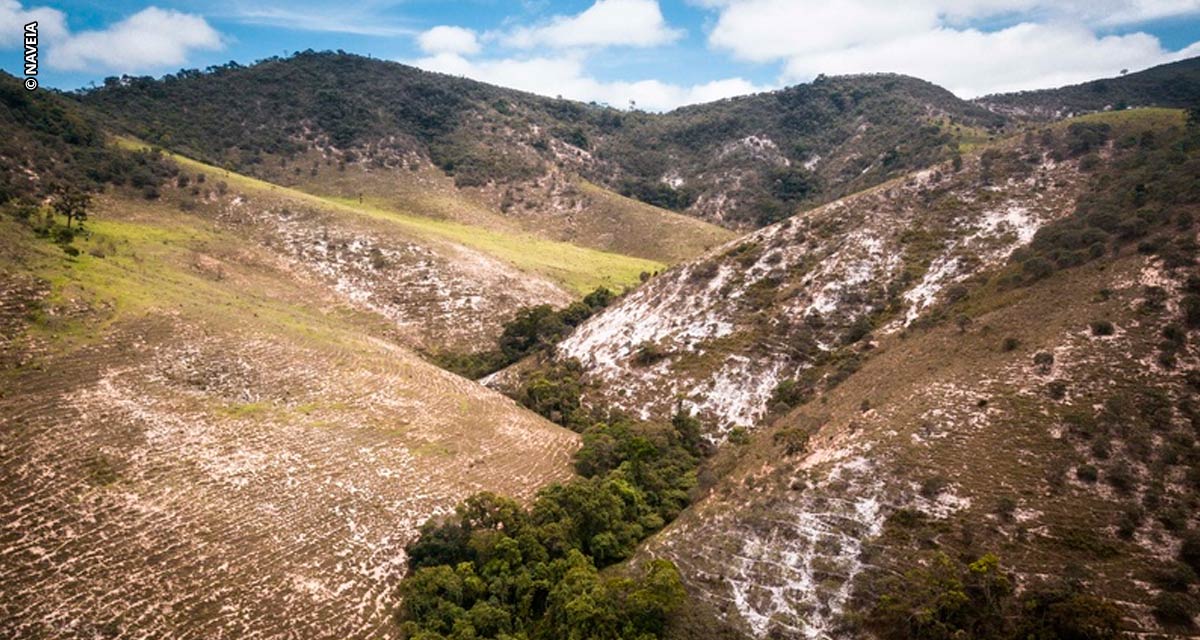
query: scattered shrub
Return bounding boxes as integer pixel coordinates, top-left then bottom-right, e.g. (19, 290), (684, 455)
(1089, 320), (1115, 336)
(1076, 465), (1099, 483)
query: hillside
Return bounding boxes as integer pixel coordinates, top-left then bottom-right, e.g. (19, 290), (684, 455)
(0, 74), (593, 637)
(977, 56), (1200, 120)
(78, 51), (1004, 231)
(0, 191), (583, 637)
(551, 112), (1144, 434)
(543, 108), (1200, 638)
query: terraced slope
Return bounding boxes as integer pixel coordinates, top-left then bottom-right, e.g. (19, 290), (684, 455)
(555, 112), (1133, 436)
(0, 194), (579, 638)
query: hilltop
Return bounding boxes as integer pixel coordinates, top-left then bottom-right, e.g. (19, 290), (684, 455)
(78, 51), (1003, 231)
(977, 56), (1200, 119)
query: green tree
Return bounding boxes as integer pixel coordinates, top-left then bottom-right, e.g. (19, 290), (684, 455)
(52, 189), (90, 229)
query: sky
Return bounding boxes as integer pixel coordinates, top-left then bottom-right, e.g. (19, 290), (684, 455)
(1, 0), (1199, 110)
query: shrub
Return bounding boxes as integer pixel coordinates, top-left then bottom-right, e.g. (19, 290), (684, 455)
(1089, 320), (1115, 336)
(1152, 592), (1197, 628)
(1033, 351), (1054, 372)
(632, 341), (669, 367)
(1181, 531), (1200, 574)
(399, 409), (703, 638)
(1184, 294), (1200, 328)
(1076, 465), (1099, 483)
(773, 428), (809, 456)
(1002, 336), (1020, 352)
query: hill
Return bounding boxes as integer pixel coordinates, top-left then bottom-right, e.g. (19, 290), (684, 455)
(977, 55), (1200, 120)
(78, 51), (1004, 231)
(544, 109), (1200, 637)
(0, 73), (584, 638)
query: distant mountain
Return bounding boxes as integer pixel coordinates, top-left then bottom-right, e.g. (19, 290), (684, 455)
(977, 55), (1200, 119)
(78, 51), (1004, 230)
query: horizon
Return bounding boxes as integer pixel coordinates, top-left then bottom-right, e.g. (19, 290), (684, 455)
(1, 0), (1199, 111)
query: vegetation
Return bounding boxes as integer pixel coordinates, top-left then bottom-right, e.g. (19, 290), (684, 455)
(399, 411), (707, 639)
(858, 552), (1122, 640)
(978, 56), (1200, 119)
(432, 288), (613, 379)
(1006, 109), (1199, 285)
(0, 72), (174, 206)
(0, 73), (176, 257)
(78, 52), (1006, 229)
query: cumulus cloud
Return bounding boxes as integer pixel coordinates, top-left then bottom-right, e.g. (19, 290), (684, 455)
(418, 26), (481, 55)
(702, 0), (1200, 96)
(412, 51), (766, 111)
(784, 23), (1186, 97)
(52, 7), (222, 72)
(0, 0), (67, 48)
(504, 0), (684, 49)
(1, 2), (223, 72)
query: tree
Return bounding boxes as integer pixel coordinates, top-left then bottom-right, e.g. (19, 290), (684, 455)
(52, 189), (90, 229)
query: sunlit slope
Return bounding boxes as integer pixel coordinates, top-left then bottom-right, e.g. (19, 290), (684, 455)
(0, 193), (579, 639)
(257, 150), (735, 265)
(119, 138), (664, 296)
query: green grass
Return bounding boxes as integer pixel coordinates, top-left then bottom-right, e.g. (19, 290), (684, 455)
(116, 137), (664, 294)
(1067, 106), (1186, 128)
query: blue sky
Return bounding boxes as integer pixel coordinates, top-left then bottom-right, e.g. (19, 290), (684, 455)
(2, 0), (1199, 109)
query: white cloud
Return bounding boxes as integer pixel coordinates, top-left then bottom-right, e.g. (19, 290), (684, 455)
(52, 7), (222, 72)
(783, 23), (1185, 97)
(0, 0), (67, 48)
(1, 2), (223, 72)
(233, 7), (414, 37)
(411, 52), (766, 111)
(709, 0), (938, 62)
(702, 0), (1200, 97)
(418, 26), (481, 55)
(504, 0), (684, 49)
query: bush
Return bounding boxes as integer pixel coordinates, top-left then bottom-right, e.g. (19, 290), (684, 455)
(632, 341), (669, 367)
(1184, 294), (1200, 329)
(1002, 336), (1020, 352)
(1089, 320), (1115, 336)
(727, 427), (750, 445)
(1181, 531), (1200, 574)
(1076, 465), (1099, 483)
(434, 287), (613, 379)
(1033, 351), (1054, 372)
(1152, 592), (1197, 628)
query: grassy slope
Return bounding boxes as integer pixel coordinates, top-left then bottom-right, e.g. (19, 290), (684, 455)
(0, 190), (580, 638)
(118, 137), (664, 295)
(259, 150), (735, 265)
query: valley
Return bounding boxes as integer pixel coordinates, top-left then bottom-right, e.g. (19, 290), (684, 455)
(2, 51), (1200, 640)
